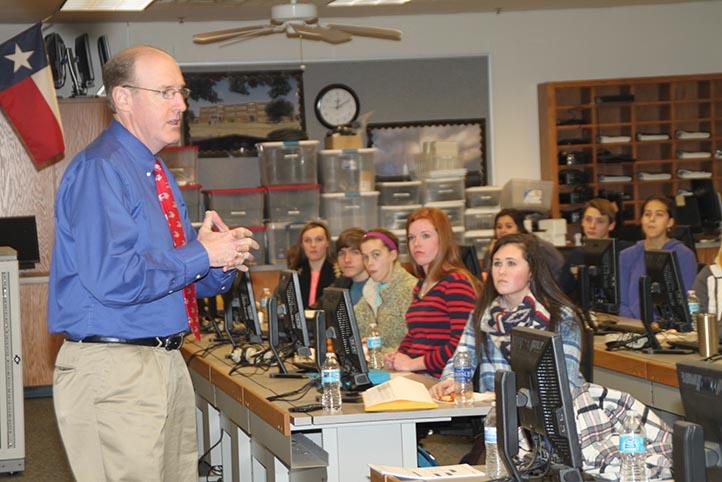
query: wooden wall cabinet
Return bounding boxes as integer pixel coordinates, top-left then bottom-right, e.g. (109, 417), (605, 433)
(539, 73), (722, 225)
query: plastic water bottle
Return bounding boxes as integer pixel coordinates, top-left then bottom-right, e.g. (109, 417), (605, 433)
(484, 402), (508, 478)
(687, 290), (700, 331)
(619, 413), (648, 482)
(367, 322), (383, 369)
(321, 340), (342, 413)
(259, 287), (272, 332)
(453, 348), (473, 406)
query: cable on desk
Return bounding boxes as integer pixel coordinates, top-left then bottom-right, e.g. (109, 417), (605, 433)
(266, 379), (317, 402)
(185, 341), (228, 367)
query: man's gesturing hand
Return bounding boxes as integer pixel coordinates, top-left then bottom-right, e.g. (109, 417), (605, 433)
(197, 211), (259, 271)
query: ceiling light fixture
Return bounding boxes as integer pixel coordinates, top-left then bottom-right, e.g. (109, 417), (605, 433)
(60, 0), (155, 12)
(327, 0), (410, 6)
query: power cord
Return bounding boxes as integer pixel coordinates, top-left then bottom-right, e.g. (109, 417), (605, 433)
(197, 433), (223, 481)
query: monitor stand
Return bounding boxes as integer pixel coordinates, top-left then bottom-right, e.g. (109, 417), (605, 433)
(639, 275), (695, 355)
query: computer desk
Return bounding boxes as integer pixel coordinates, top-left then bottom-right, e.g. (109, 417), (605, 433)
(182, 335), (491, 482)
(591, 313), (706, 417)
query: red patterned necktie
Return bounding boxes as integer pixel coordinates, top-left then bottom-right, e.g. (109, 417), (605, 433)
(154, 160), (201, 341)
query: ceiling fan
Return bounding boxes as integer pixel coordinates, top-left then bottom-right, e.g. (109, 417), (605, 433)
(193, 1), (402, 45)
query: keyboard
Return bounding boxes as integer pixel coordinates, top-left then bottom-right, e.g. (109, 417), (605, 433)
(595, 318), (646, 334)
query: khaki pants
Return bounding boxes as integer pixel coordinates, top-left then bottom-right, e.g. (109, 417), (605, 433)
(53, 341), (197, 482)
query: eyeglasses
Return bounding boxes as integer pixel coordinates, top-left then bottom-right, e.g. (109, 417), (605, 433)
(122, 84), (191, 100)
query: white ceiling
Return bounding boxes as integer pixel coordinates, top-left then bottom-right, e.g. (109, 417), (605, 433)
(4, 0), (708, 23)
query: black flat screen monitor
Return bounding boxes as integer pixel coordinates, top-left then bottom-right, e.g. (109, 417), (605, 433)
(459, 244), (482, 279)
(273, 269), (311, 358)
(319, 287), (371, 390)
(581, 238), (619, 314)
(644, 249), (693, 332)
(495, 326), (583, 481)
(692, 179), (722, 230)
(223, 272), (262, 344)
(74, 33), (94, 89)
(97, 35), (111, 66)
(0, 216), (40, 270)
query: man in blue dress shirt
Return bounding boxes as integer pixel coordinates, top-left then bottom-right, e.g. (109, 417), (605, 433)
(48, 45), (257, 482)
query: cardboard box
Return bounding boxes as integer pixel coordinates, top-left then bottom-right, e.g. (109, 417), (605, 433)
(325, 132), (363, 149)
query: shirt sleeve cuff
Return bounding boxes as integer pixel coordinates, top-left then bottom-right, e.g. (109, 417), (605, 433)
(175, 240), (210, 286)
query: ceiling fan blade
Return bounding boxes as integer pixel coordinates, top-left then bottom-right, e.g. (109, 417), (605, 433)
(325, 24), (402, 41)
(193, 25), (270, 44)
(292, 24), (352, 44)
(219, 26), (278, 47)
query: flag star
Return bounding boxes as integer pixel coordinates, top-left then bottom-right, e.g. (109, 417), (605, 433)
(5, 43), (32, 73)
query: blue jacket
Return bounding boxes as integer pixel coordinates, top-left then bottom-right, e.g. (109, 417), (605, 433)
(618, 239), (697, 319)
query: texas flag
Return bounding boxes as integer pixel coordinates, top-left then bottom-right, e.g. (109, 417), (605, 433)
(0, 23), (64, 169)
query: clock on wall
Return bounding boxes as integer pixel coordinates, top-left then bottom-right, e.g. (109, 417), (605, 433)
(314, 83), (360, 130)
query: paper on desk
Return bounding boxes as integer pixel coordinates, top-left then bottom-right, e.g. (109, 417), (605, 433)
(362, 376), (438, 411)
(369, 463), (484, 480)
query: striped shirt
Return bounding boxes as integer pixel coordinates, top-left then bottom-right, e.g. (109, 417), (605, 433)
(398, 272), (476, 378)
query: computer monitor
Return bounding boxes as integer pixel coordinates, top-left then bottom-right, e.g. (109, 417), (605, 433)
(74, 33), (94, 90)
(674, 360), (722, 481)
(669, 225), (698, 260)
(319, 287), (371, 391)
(459, 244), (482, 279)
(495, 326), (584, 481)
(222, 272), (262, 344)
(44, 32), (66, 89)
(692, 179), (722, 231)
(267, 270), (312, 376)
(644, 249), (693, 332)
(97, 35), (111, 66)
(0, 216), (40, 270)
(580, 238), (619, 315)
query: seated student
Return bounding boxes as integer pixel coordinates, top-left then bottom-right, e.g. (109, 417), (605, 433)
(430, 234), (673, 480)
(287, 221), (337, 308)
(692, 243), (722, 320)
(559, 198), (632, 297)
(384, 207), (479, 378)
(483, 209), (564, 281)
(619, 195), (697, 319)
(354, 229), (417, 349)
(330, 227), (369, 305)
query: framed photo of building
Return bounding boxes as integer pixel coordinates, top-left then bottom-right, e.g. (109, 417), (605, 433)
(183, 70), (306, 157)
(367, 118), (486, 184)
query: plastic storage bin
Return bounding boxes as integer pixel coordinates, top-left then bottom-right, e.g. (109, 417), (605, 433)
(377, 181), (422, 206)
(465, 208), (498, 231)
(464, 229), (494, 255)
(319, 148), (375, 193)
(203, 187), (264, 227)
(379, 204), (422, 231)
(501, 179), (553, 212)
(466, 186), (502, 208)
(452, 226), (465, 245)
(161, 145), (198, 186)
(422, 176), (465, 203)
(425, 200), (465, 228)
(321, 191), (379, 237)
(391, 229), (408, 255)
(247, 225), (267, 265)
(180, 184), (202, 223)
(416, 142), (463, 178)
(258, 140), (319, 186)
(265, 183), (320, 223)
(266, 222), (306, 265)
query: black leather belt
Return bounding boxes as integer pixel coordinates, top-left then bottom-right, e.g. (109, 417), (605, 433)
(67, 332), (185, 351)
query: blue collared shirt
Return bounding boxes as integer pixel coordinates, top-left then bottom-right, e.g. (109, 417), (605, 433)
(48, 120), (235, 339)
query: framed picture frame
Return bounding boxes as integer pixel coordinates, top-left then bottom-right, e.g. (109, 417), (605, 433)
(366, 118), (486, 183)
(183, 69), (306, 157)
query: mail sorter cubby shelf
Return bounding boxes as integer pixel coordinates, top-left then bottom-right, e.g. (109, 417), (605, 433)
(539, 73), (722, 225)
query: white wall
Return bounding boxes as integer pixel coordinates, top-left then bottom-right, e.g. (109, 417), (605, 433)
(6, 1), (722, 184)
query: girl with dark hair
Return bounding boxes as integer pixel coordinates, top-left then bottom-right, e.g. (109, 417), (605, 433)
(618, 195), (696, 318)
(482, 209), (564, 280)
(287, 221), (337, 308)
(430, 234), (673, 479)
(383, 207), (479, 378)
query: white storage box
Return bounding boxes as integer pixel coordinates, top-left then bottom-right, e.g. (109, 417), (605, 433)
(538, 218), (568, 236)
(466, 186), (502, 208)
(258, 140), (318, 186)
(425, 200), (465, 228)
(391, 229), (408, 255)
(464, 229), (494, 255)
(465, 208), (498, 231)
(180, 183), (202, 224)
(247, 225), (267, 265)
(452, 226), (465, 245)
(379, 204), (422, 231)
(265, 183), (320, 223)
(202, 187), (264, 227)
(321, 191), (379, 237)
(423, 176), (466, 203)
(161, 145), (198, 186)
(319, 148), (375, 193)
(501, 179), (553, 212)
(377, 181), (422, 206)
(265, 222), (306, 265)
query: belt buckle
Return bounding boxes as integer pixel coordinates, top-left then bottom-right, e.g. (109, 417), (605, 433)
(163, 334), (183, 351)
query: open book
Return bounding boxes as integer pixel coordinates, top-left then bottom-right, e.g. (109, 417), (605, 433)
(362, 376), (438, 412)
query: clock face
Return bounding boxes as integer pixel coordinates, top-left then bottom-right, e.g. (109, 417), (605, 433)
(314, 84), (360, 129)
